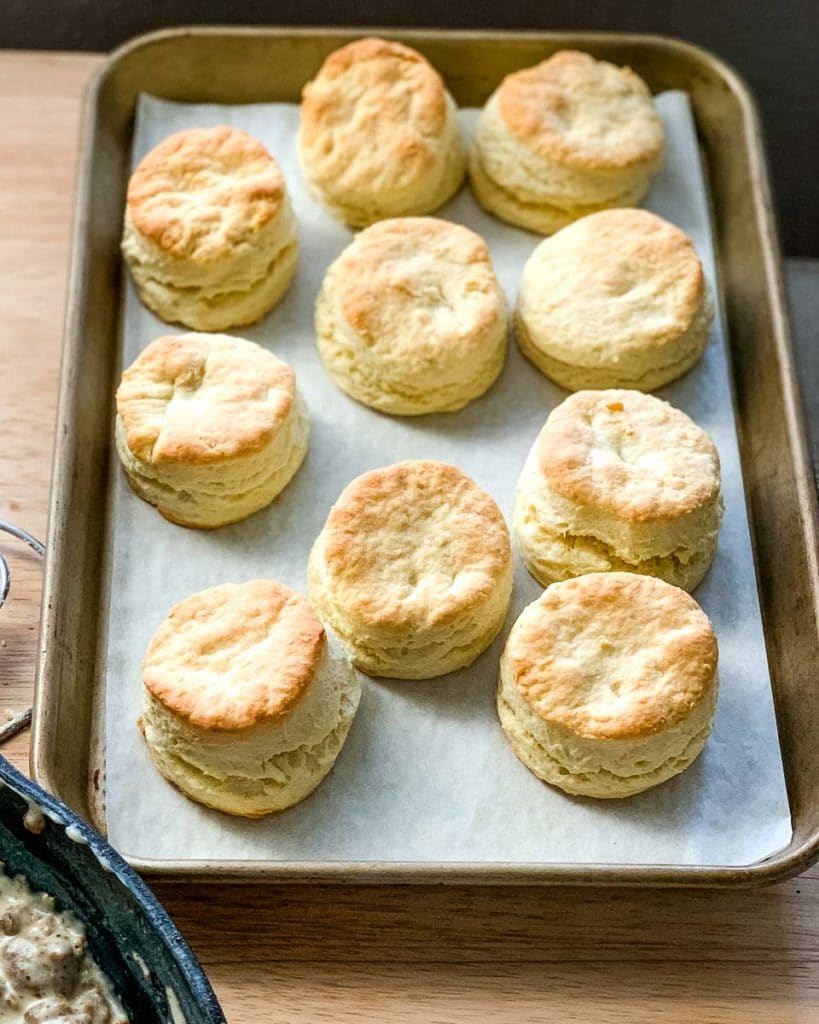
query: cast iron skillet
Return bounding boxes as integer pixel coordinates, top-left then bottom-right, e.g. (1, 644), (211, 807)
(0, 518), (225, 1020)
(0, 754), (226, 1023)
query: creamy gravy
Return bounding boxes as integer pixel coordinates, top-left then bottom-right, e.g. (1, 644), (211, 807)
(0, 868), (128, 1023)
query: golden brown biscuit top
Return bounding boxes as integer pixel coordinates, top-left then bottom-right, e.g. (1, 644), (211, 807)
(143, 580), (326, 731)
(506, 572), (717, 740)
(299, 38), (449, 192)
(318, 460), (511, 628)
(536, 390), (720, 522)
(334, 217), (504, 355)
(126, 126), (285, 263)
(498, 50), (664, 169)
(116, 333), (295, 464)
(519, 209), (706, 356)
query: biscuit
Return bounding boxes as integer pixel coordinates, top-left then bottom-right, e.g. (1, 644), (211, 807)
(308, 460), (513, 678)
(514, 390), (722, 591)
(315, 217), (507, 414)
(470, 50), (664, 234)
(122, 126), (298, 331)
(498, 572), (719, 798)
(116, 332), (308, 529)
(299, 38), (466, 227)
(516, 209), (713, 391)
(140, 580), (361, 817)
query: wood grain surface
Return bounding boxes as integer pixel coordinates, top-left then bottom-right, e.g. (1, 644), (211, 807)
(0, 50), (817, 1024)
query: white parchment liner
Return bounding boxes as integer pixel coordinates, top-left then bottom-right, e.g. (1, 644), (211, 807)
(104, 93), (791, 866)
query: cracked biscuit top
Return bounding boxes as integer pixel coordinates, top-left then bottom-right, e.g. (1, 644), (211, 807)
(116, 333), (296, 464)
(126, 125), (286, 264)
(535, 389), (721, 523)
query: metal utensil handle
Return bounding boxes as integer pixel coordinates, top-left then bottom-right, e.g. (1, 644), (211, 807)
(0, 520), (45, 745)
(0, 520), (45, 557)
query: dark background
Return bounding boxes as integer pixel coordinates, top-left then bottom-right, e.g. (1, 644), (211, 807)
(3, 1), (818, 256)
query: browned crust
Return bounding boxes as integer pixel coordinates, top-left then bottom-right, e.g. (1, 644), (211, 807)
(127, 126), (285, 262)
(498, 50), (664, 169)
(506, 572), (718, 740)
(535, 390), (720, 522)
(142, 580), (326, 731)
(299, 38), (448, 185)
(116, 333), (295, 465)
(319, 460), (511, 628)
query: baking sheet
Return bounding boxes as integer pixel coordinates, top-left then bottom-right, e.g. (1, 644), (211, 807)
(104, 92), (791, 867)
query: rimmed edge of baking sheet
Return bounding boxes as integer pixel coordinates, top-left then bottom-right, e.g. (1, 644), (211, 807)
(32, 27), (819, 886)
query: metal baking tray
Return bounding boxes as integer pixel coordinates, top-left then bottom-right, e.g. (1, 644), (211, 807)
(32, 27), (819, 886)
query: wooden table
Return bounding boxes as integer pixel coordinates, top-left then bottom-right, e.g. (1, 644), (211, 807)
(1, 51), (818, 1024)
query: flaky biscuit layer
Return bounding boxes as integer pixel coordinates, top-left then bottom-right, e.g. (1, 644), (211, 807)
(469, 145), (649, 235)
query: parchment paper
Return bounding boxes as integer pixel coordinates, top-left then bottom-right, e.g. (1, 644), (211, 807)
(104, 92), (792, 866)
